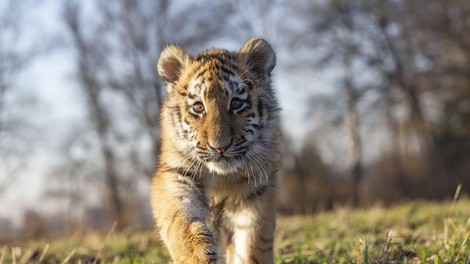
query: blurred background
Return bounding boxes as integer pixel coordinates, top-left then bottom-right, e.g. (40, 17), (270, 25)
(1, 0), (469, 241)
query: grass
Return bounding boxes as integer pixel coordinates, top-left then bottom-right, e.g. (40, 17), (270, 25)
(274, 198), (469, 264)
(1, 196), (469, 263)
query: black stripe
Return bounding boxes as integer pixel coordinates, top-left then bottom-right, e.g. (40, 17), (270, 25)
(257, 100), (264, 120)
(195, 68), (208, 80)
(231, 147), (248, 155)
(219, 65), (235, 76)
(247, 184), (269, 200)
(235, 137), (247, 147)
(197, 53), (223, 61)
(259, 236), (274, 244)
(190, 216), (203, 222)
(183, 218), (212, 242)
(256, 244), (273, 253)
(243, 79), (254, 90)
(193, 82), (203, 91)
(244, 128), (254, 134)
(174, 106), (182, 122)
(250, 256), (260, 264)
(196, 142), (206, 150)
(214, 198), (227, 211)
(225, 228), (233, 245)
(246, 94), (252, 108)
(237, 86), (246, 95)
(195, 150), (206, 155)
(166, 210), (180, 239)
(197, 230), (213, 238)
(210, 198), (227, 232)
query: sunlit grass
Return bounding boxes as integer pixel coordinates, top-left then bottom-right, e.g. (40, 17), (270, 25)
(1, 197), (469, 263)
(274, 195), (469, 264)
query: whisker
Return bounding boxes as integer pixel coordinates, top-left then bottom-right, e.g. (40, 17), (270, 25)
(250, 152), (267, 184)
(248, 152), (264, 187)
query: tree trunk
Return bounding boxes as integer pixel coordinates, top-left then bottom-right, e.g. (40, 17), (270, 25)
(102, 146), (123, 227)
(384, 92), (407, 196)
(345, 84), (363, 207)
(64, 3), (125, 228)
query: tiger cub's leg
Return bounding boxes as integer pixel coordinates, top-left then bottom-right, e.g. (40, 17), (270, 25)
(225, 185), (277, 264)
(151, 172), (217, 264)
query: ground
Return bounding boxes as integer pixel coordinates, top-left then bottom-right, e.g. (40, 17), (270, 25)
(1, 198), (469, 263)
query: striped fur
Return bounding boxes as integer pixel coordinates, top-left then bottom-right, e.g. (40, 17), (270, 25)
(151, 38), (280, 264)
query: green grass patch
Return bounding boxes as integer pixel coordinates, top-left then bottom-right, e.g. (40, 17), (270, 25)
(1, 198), (469, 263)
(275, 198), (470, 263)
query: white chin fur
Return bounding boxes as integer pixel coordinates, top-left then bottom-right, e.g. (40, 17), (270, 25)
(206, 161), (241, 175)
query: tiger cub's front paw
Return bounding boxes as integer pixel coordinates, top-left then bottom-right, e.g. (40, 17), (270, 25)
(188, 222), (218, 264)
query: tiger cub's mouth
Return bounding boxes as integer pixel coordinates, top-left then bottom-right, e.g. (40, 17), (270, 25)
(205, 155), (244, 175)
(206, 159), (243, 175)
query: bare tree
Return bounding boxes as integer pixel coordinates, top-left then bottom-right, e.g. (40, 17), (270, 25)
(63, 2), (125, 228)
(286, 0), (369, 206)
(413, 0), (470, 194)
(288, 0), (470, 201)
(95, 0), (168, 176)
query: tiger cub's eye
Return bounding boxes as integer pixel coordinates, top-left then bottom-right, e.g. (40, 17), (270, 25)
(192, 102), (205, 114)
(230, 98), (244, 112)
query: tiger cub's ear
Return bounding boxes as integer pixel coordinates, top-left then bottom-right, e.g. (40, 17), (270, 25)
(239, 38), (276, 77)
(157, 45), (190, 88)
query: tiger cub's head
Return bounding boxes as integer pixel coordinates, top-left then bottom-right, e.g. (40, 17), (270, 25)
(158, 38), (279, 175)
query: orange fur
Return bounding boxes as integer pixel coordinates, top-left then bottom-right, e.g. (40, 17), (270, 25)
(151, 38), (280, 264)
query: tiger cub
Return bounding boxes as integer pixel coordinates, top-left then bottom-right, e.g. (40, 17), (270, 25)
(151, 38), (280, 264)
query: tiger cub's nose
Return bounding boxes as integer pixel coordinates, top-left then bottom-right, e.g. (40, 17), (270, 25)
(209, 142), (231, 155)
